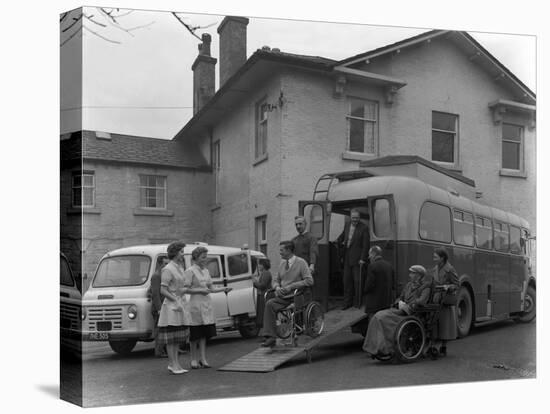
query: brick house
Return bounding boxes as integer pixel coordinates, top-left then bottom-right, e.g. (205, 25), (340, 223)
(61, 17), (536, 287)
(173, 17), (536, 264)
(60, 131), (212, 290)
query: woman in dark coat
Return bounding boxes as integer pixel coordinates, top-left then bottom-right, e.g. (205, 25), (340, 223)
(432, 247), (459, 355)
(252, 258), (272, 328)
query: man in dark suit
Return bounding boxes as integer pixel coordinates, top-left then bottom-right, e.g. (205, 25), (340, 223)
(337, 209), (370, 309)
(363, 245), (393, 315)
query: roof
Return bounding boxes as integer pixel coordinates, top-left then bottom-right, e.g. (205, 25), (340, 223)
(61, 131), (209, 169)
(359, 155), (476, 187)
(175, 30), (535, 141)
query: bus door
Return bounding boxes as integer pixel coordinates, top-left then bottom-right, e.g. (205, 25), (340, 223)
(202, 255), (228, 321)
(225, 250), (256, 316)
(368, 195), (398, 295)
(298, 200), (331, 310)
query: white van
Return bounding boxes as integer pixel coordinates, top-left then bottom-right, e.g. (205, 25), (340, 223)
(81, 243), (265, 355)
(60, 253), (82, 356)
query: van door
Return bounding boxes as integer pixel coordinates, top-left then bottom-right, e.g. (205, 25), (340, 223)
(368, 195), (398, 295)
(298, 200), (331, 309)
(225, 250), (255, 316)
(203, 255), (228, 321)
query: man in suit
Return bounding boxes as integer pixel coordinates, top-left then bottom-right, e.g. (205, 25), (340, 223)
(261, 240), (314, 347)
(363, 245), (393, 315)
(337, 209), (370, 310)
(291, 215), (318, 274)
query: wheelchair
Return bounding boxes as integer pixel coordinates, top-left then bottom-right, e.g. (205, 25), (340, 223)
(375, 284), (450, 363)
(265, 288), (325, 346)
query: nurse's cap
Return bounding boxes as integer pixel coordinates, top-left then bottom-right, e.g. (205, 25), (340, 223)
(408, 265), (426, 275)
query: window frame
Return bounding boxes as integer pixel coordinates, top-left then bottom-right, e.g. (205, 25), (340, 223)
(212, 140), (221, 206)
(255, 98), (268, 160)
(501, 122), (524, 172)
(474, 215), (493, 250)
(418, 201), (452, 244)
(431, 110), (459, 166)
(493, 220), (510, 253)
(255, 215), (267, 255)
(139, 174), (167, 210)
(72, 171), (95, 208)
(452, 209), (475, 247)
(345, 96), (379, 155)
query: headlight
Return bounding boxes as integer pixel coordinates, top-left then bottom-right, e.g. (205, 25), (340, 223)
(128, 305), (137, 320)
(80, 307), (87, 321)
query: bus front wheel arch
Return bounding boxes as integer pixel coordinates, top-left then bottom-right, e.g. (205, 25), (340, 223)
(517, 285), (536, 323)
(456, 286), (473, 338)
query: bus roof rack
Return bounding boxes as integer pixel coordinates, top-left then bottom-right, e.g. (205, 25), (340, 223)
(313, 170), (375, 200)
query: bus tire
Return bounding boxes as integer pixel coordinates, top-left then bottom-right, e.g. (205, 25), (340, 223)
(456, 286), (473, 338)
(517, 285), (536, 323)
(109, 339), (137, 355)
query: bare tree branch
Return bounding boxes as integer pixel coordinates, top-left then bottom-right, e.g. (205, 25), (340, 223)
(84, 14), (107, 28)
(97, 7), (135, 37)
(60, 12), (69, 23)
(111, 9), (134, 18)
(83, 24), (122, 44)
(172, 12), (202, 41)
(126, 21), (156, 32)
(99, 7), (118, 24)
(60, 25), (82, 47)
(62, 13), (83, 33)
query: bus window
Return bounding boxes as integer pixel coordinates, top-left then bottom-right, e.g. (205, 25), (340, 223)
(419, 202), (452, 243)
(510, 226), (522, 254)
(494, 221), (510, 252)
(453, 210), (474, 247)
(372, 198), (391, 238)
(304, 204), (324, 239)
(475, 216), (493, 249)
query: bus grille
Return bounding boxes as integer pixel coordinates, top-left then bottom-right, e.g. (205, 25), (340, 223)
(87, 307), (123, 331)
(60, 302), (81, 331)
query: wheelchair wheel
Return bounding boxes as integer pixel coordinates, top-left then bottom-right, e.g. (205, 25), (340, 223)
(275, 309), (293, 339)
(304, 301), (324, 337)
(394, 316), (425, 363)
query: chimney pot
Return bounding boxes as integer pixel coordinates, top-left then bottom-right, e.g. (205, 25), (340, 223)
(261, 46), (271, 51)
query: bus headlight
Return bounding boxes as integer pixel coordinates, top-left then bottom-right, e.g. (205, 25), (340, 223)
(128, 305), (137, 320)
(80, 307), (87, 321)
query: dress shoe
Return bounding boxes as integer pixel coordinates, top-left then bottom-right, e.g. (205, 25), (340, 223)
(199, 360), (211, 368)
(190, 361), (200, 369)
(261, 337), (276, 347)
(439, 346), (447, 357)
(168, 366), (188, 375)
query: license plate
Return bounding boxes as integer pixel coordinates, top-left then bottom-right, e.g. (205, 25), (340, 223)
(88, 332), (109, 340)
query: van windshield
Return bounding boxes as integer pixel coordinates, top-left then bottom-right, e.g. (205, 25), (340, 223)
(93, 255), (151, 287)
(60, 256), (75, 287)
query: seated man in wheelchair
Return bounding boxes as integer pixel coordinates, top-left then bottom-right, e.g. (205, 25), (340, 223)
(261, 240), (314, 348)
(362, 265), (432, 358)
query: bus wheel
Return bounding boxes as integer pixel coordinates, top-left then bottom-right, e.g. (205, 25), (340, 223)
(456, 287), (473, 338)
(517, 285), (536, 323)
(109, 340), (137, 355)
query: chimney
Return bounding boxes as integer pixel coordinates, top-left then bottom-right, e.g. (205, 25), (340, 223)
(192, 33), (217, 115)
(217, 16), (249, 87)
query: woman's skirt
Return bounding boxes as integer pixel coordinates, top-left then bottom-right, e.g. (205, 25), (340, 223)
(157, 325), (189, 346)
(255, 293), (266, 327)
(189, 324), (217, 341)
(436, 305), (458, 340)
(362, 308), (406, 356)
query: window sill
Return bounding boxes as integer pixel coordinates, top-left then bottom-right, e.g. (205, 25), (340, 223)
(67, 207), (101, 215)
(211, 204), (222, 212)
(342, 151), (377, 162)
(253, 154), (268, 166)
(499, 169), (527, 178)
(432, 161), (462, 173)
(133, 208), (174, 217)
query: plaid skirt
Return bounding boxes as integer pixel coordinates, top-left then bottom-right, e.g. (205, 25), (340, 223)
(157, 325), (189, 346)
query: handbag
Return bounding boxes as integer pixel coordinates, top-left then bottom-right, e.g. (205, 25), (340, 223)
(441, 290), (458, 306)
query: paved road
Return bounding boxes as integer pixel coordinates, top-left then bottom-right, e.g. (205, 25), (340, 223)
(61, 319), (536, 407)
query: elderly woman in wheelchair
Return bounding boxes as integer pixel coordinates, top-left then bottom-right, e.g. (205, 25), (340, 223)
(363, 264), (448, 363)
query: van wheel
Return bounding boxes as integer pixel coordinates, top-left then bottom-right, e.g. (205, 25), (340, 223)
(517, 285), (536, 323)
(109, 340), (137, 355)
(456, 287), (473, 338)
(238, 319), (260, 338)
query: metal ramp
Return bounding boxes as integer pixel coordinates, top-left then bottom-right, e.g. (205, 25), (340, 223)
(218, 308), (367, 372)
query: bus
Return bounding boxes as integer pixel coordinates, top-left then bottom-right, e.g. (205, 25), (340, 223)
(299, 172), (536, 337)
